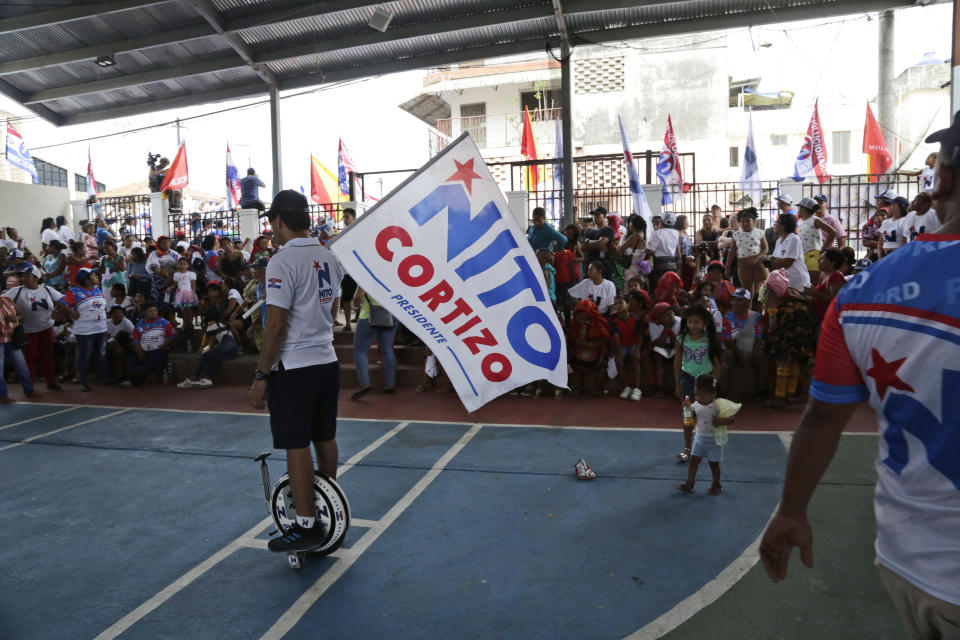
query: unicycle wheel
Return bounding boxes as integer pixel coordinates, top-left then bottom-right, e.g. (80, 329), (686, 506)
(271, 471), (351, 557)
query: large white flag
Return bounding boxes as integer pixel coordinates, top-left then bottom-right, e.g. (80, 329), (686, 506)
(739, 110), (762, 206)
(329, 133), (567, 412)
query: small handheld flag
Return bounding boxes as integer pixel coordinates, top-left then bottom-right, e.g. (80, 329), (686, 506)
(159, 141), (189, 192)
(863, 103), (892, 182)
(739, 110), (762, 206)
(86, 147), (98, 198)
(4, 121), (38, 184)
(792, 100), (830, 184)
(225, 143), (241, 207)
(520, 106), (540, 190)
(618, 115), (653, 227)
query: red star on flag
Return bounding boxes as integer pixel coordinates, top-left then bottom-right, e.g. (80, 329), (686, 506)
(446, 158), (482, 195)
(313, 261), (320, 270)
(866, 348), (915, 400)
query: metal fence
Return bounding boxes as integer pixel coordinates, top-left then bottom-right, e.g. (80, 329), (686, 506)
(169, 209), (242, 244)
(86, 196), (152, 240)
(801, 174), (921, 255)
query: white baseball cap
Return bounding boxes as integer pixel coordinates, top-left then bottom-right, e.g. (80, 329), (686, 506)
(776, 194), (793, 205)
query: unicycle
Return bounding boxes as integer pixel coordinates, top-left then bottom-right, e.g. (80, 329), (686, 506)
(254, 452), (351, 569)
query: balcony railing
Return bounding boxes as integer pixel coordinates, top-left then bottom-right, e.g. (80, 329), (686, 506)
(435, 108), (562, 150)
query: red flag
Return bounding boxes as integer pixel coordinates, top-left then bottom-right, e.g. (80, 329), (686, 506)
(520, 106), (539, 190)
(159, 142), (189, 192)
(86, 147), (97, 198)
(792, 100), (830, 184)
(862, 103), (892, 182)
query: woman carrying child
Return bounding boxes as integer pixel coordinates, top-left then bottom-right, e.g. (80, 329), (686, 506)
(674, 304), (723, 462)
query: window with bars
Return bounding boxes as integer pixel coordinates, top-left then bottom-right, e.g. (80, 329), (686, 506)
(729, 146), (739, 168)
(832, 131), (851, 164)
(74, 174), (106, 194)
(771, 134), (788, 146)
(460, 102), (486, 147)
(34, 158), (67, 188)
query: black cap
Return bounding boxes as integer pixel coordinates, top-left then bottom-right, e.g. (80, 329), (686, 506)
(262, 189), (309, 218)
(925, 111), (960, 166)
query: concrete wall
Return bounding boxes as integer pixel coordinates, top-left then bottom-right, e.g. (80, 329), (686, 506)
(0, 180), (71, 253)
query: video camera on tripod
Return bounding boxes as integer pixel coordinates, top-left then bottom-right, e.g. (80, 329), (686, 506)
(147, 152), (167, 192)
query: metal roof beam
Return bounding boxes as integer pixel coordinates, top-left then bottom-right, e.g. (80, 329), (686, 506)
(183, 0), (277, 87)
(61, 82), (267, 126)
(0, 1), (375, 75)
(0, 0), (171, 35)
(22, 56), (247, 104)
(0, 78), (65, 125)
(551, 0), (572, 52)
(0, 25), (217, 76)
(255, 4), (556, 64)
(571, 0), (917, 44)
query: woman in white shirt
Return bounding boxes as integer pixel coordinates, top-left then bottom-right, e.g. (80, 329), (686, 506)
(56, 216), (77, 244)
(879, 196), (908, 258)
(40, 218), (62, 251)
(766, 213), (810, 290)
(796, 197), (835, 282)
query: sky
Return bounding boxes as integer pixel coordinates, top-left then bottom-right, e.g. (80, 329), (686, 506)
(1, 2), (954, 197)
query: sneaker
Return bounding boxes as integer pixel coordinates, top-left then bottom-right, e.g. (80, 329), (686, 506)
(267, 522), (328, 553)
(630, 388), (643, 402)
(80, 385), (91, 392)
(120, 380), (134, 388)
(193, 378), (213, 388)
(619, 386), (633, 399)
(176, 379), (195, 389)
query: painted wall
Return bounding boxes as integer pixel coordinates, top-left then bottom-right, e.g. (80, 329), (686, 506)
(0, 180), (71, 253)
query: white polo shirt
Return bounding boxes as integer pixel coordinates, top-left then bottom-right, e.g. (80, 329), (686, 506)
(265, 236), (344, 371)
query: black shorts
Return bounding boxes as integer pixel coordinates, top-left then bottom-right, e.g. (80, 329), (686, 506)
(268, 361), (340, 449)
(341, 274), (357, 301)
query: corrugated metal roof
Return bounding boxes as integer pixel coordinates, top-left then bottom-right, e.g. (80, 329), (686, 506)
(0, 0), (921, 125)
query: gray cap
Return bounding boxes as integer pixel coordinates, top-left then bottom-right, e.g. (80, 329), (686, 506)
(925, 111), (960, 166)
(776, 193), (793, 205)
(662, 211), (677, 226)
(797, 197), (819, 211)
(876, 189), (899, 202)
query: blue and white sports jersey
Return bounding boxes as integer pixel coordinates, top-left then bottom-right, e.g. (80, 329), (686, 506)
(811, 234), (960, 605)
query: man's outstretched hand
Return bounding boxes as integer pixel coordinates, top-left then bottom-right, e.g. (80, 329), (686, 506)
(759, 513), (814, 582)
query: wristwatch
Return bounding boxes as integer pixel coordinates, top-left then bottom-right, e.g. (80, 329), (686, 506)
(253, 369), (269, 380)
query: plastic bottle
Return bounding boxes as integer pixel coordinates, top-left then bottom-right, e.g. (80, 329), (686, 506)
(682, 396), (695, 428)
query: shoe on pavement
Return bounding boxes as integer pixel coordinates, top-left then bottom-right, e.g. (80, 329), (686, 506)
(177, 379), (195, 389)
(267, 522), (328, 553)
(630, 388), (642, 402)
(193, 378), (213, 388)
(120, 380), (134, 388)
(619, 386), (633, 399)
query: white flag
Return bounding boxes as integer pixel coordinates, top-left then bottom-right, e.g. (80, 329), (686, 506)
(618, 115), (653, 227)
(329, 133), (567, 412)
(739, 110), (761, 206)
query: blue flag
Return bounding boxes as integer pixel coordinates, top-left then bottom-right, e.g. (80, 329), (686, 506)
(5, 121), (38, 183)
(739, 110), (762, 206)
(545, 118), (564, 223)
(618, 115), (653, 226)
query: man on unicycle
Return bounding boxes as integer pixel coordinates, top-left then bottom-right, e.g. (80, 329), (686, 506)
(248, 190), (344, 553)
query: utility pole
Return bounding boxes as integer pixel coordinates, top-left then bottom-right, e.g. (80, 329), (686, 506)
(878, 10), (896, 161)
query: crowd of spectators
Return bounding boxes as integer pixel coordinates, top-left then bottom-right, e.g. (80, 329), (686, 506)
(0, 208), (318, 399)
(517, 189), (934, 424)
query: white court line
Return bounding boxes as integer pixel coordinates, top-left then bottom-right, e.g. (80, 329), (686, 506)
(0, 409), (128, 452)
(258, 423), (484, 640)
(778, 433), (793, 450)
(0, 405), (79, 432)
(623, 509), (779, 640)
(92, 420), (410, 640)
(94, 515), (274, 640)
(22, 401), (878, 436)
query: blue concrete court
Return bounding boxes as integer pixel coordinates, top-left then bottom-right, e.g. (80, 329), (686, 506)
(0, 403), (788, 640)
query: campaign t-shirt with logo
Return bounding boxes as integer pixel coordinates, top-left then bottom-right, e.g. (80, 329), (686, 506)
(265, 236), (344, 371)
(810, 234), (960, 606)
(901, 210), (941, 243)
(880, 217), (905, 250)
(2, 285), (62, 333)
(60, 286), (107, 335)
(133, 317), (176, 351)
(567, 278), (617, 314)
(721, 309), (762, 352)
